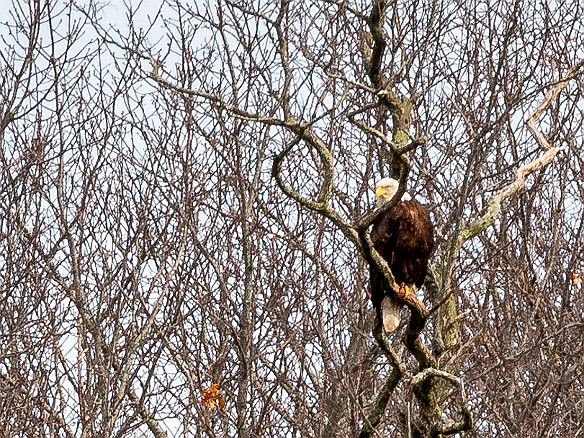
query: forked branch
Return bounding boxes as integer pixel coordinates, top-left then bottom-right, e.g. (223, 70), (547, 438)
(411, 368), (472, 435)
(457, 61), (584, 249)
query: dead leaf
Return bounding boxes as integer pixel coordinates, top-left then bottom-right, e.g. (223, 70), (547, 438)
(202, 383), (225, 409)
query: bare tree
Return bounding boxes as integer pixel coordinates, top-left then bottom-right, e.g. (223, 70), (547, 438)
(1, 0), (583, 437)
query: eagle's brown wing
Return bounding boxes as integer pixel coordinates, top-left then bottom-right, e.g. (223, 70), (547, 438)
(370, 200), (434, 331)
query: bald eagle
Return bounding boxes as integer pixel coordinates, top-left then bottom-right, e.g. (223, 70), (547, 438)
(370, 178), (434, 332)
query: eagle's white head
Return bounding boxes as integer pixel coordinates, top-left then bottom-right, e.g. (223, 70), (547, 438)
(375, 177), (411, 207)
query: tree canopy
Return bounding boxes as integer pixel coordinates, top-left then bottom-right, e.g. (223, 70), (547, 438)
(1, 0), (583, 436)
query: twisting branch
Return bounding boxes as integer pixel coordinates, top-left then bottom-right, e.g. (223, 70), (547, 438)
(355, 1), (449, 434)
(151, 65), (352, 247)
(271, 134), (362, 251)
(411, 368), (472, 435)
(373, 326), (405, 371)
(359, 368), (402, 438)
(360, 0), (437, 364)
(269, 83), (437, 433)
(364, 0), (388, 89)
(358, 225), (426, 311)
(361, 0), (414, 179)
(358, 194), (437, 373)
(359, 327), (406, 437)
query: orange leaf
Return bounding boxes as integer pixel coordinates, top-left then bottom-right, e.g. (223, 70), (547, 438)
(201, 383), (225, 409)
(572, 272), (581, 284)
(202, 397), (216, 409)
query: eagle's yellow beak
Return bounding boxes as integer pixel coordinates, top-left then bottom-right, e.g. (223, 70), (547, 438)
(375, 186), (387, 199)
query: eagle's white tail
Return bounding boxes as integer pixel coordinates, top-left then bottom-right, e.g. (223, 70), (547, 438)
(382, 297), (401, 332)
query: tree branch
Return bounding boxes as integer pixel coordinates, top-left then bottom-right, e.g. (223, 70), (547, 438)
(526, 60), (584, 151)
(411, 368), (472, 435)
(456, 61), (583, 249)
(271, 135), (361, 251)
(359, 326), (406, 437)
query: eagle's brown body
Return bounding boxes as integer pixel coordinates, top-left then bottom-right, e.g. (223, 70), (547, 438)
(370, 199), (434, 330)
